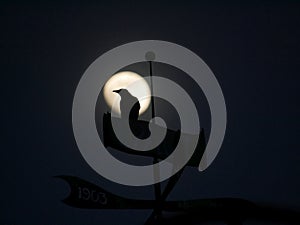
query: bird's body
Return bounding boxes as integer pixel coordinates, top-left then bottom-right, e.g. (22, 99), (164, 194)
(113, 89), (140, 121)
(113, 88), (151, 138)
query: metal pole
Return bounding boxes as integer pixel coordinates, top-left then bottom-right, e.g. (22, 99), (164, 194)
(149, 61), (162, 217)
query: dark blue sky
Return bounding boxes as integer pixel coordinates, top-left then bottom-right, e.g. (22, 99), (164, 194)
(1, 1), (300, 224)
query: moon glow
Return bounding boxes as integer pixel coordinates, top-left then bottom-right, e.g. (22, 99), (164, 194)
(103, 71), (151, 115)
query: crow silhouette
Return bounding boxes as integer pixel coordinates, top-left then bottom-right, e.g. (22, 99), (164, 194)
(113, 88), (151, 139)
(113, 88), (140, 121)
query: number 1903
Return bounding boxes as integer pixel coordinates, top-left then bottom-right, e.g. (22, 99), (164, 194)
(78, 187), (107, 205)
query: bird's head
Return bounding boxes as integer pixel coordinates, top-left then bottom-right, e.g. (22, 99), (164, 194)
(113, 88), (135, 99)
(113, 88), (131, 96)
(112, 89), (123, 94)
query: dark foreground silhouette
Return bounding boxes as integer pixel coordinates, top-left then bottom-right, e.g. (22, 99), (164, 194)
(57, 175), (300, 225)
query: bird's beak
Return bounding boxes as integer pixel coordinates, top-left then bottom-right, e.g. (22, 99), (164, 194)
(113, 89), (120, 93)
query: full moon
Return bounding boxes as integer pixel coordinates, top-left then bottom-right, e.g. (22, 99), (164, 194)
(103, 71), (151, 115)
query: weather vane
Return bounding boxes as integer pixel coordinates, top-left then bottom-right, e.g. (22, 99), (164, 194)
(55, 40), (265, 225)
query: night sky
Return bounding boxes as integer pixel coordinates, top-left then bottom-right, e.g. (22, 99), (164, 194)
(1, 1), (300, 225)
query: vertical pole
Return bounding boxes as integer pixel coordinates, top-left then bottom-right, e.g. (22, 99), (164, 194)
(149, 61), (162, 217)
(149, 61), (155, 122)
